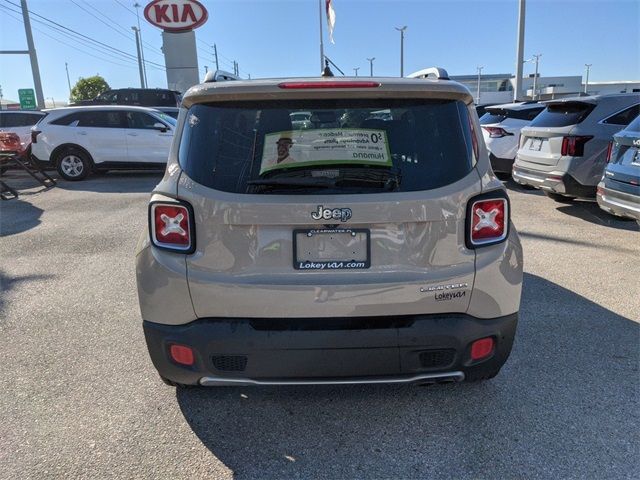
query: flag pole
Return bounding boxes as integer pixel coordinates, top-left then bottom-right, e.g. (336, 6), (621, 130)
(319, 0), (325, 72)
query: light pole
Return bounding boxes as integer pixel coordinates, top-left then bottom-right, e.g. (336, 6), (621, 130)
(530, 53), (541, 100)
(65, 62), (72, 98)
(395, 26), (407, 77)
(131, 27), (145, 88)
(584, 64), (592, 94)
(133, 3), (147, 88)
(366, 57), (375, 77)
(514, 0), (526, 101)
(476, 66), (483, 104)
(353, 67), (360, 77)
(48, 97), (55, 108)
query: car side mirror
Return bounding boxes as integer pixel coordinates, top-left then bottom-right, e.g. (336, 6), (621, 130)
(153, 122), (168, 133)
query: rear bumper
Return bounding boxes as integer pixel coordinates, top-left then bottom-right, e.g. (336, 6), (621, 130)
(512, 166), (596, 198)
(489, 153), (515, 174)
(143, 312), (518, 386)
(596, 183), (640, 220)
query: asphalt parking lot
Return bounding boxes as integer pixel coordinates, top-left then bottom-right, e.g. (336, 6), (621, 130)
(1, 171), (638, 479)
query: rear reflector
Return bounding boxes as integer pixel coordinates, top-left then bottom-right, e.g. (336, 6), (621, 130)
(561, 135), (593, 156)
(278, 81), (380, 89)
(169, 344), (194, 366)
(470, 337), (495, 361)
(149, 201), (194, 253)
(469, 197), (508, 246)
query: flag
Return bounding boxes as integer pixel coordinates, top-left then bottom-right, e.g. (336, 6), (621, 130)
(326, 0), (336, 44)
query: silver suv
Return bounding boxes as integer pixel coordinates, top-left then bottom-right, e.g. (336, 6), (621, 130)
(513, 93), (640, 202)
(136, 70), (523, 387)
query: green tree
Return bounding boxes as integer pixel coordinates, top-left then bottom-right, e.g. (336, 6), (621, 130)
(70, 75), (110, 102)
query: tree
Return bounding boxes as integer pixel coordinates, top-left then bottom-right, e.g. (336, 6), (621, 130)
(70, 75), (110, 102)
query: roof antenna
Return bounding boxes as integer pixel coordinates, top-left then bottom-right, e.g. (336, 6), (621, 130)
(322, 59), (334, 77)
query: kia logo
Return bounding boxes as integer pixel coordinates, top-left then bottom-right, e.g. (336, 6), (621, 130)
(144, 0), (208, 32)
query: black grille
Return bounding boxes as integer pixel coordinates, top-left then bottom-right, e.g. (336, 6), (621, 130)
(212, 355), (248, 372)
(419, 349), (455, 369)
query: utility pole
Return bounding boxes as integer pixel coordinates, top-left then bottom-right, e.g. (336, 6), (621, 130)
(395, 26), (407, 77)
(514, 0), (526, 101)
(213, 44), (219, 70)
(353, 67), (360, 77)
(584, 64), (592, 94)
(133, 3), (147, 88)
(20, 0), (45, 109)
(318, 0), (325, 72)
(48, 97), (55, 108)
(366, 57), (375, 76)
(0, 85), (4, 110)
(476, 66), (483, 104)
(65, 62), (72, 97)
(132, 27), (145, 88)
(531, 53), (542, 100)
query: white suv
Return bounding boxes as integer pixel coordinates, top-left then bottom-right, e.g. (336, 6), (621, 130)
(31, 105), (175, 180)
(479, 102), (544, 176)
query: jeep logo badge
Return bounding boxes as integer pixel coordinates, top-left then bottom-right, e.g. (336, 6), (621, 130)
(311, 205), (352, 222)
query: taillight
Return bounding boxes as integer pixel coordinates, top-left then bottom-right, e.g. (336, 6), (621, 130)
(149, 201), (195, 253)
(482, 126), (512, 138)
(466, 192), (509, 248)
(605, 141), (614, 163)
(277, 81), (380, 89)
(560, 135), (593, 156)
(31, 130), (41, 144)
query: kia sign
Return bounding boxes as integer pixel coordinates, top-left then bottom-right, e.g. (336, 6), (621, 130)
(144, 0), (208, 32)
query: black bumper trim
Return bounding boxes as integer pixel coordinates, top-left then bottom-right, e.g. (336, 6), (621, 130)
(143, 313), (518, 385)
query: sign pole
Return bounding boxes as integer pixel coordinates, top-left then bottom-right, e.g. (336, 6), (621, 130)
(318, 0), (325, 73)
(20, 0), (45, 109)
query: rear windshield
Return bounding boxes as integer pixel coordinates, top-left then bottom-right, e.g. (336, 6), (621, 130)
(178, 99), (475, 194)
(480, 107), (544, 125)
(0, 112), (44, 128)
(529, 102), (594, 128)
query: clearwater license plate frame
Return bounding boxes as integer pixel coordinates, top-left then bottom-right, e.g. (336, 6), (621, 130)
(293, 228), (371, 270)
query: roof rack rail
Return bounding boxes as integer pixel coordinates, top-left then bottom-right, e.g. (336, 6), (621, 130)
(407, 67), (450, 80)
(203, 70), (240, 83)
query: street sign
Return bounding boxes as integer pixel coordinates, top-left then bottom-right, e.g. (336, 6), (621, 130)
(18, 89), (36, 110)
(144, 0), (208, 32)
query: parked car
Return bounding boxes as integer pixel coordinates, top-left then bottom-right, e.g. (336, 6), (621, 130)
(136, 70), (523, 388)
(0, 110), (46, 155)
(479, 102), (544, 176)
(155, 106), (179, 119)
(31, 106), (175, 180)
(71, 88), (181, 108)
(512, 93), (640, 202)
(597, 114), (640, 223)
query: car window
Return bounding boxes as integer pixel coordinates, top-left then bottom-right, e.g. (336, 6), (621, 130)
(50, 112), (82, 126)
(141, 91), (176, 107)
(118, 90), (140, 104)
(480, 112), (506, 125)
(77, 111), (125, 128)
(179, 99), (475, 195)
(602, 104), (640, 126)
(528, 102), (595, 128)
(624, 114), (640, 133)
(96, 91), (118, 102)
(125, 111), (165, 129)
(0, 113), (43, 127)
(481, 107), (543, 125)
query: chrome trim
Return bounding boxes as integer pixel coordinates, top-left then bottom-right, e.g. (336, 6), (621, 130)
(199, 371), (465, 386)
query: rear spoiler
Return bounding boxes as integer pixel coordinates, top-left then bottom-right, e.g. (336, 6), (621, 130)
(203, 70), (240, 83)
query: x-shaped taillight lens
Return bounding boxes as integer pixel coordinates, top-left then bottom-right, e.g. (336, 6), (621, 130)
(470, 198), (507, 246)
(150, 203), (193, 252)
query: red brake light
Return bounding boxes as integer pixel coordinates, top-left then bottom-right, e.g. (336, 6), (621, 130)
(482, 126), (510, 138)
(277, 81), (380, 89)
(468, 197), (508, 247)
(470, 337), (495, 361)
(561, 135), (593, 156)
(605, 141), (613, 163)
(169, 344), (194, 366)
(150, 202), (194, 253)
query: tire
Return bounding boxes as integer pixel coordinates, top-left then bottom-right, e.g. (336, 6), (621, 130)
(544, 191), (575, 203)
(56, 148), (91, 181)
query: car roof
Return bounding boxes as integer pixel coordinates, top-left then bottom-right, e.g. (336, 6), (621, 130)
(42, 105), (165, 114)
(544, 93), (640, 105)
(486, 101), (543, 111)
(0, 110), (46, 114)
(182, 76), (474, 107)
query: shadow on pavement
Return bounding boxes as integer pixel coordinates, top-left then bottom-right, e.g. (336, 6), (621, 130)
(54, 171), (163, 194)
(0, 198), (43, 237)
(555, 202), (639, 231)
(175, 273), (639, 478)
(503, 178), (544, 196)
(0, 270), (55, 315)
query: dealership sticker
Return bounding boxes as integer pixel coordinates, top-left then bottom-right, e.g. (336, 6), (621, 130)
(260, 128), (392, 175)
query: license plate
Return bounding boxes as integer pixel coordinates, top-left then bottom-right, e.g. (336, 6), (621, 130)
(293, 228), (370, 270)
(529, 138), (543, 151)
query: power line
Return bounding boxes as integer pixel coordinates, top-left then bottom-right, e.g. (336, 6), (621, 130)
(107, 0), (164, 57)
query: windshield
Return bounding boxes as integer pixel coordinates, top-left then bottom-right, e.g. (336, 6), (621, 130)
(529, 102), (595, 128)
(178, 99), (475, 194)
(480, 107), (543, 125)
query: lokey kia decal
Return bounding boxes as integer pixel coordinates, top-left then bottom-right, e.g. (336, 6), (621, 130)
(160, 213), (187, 237)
